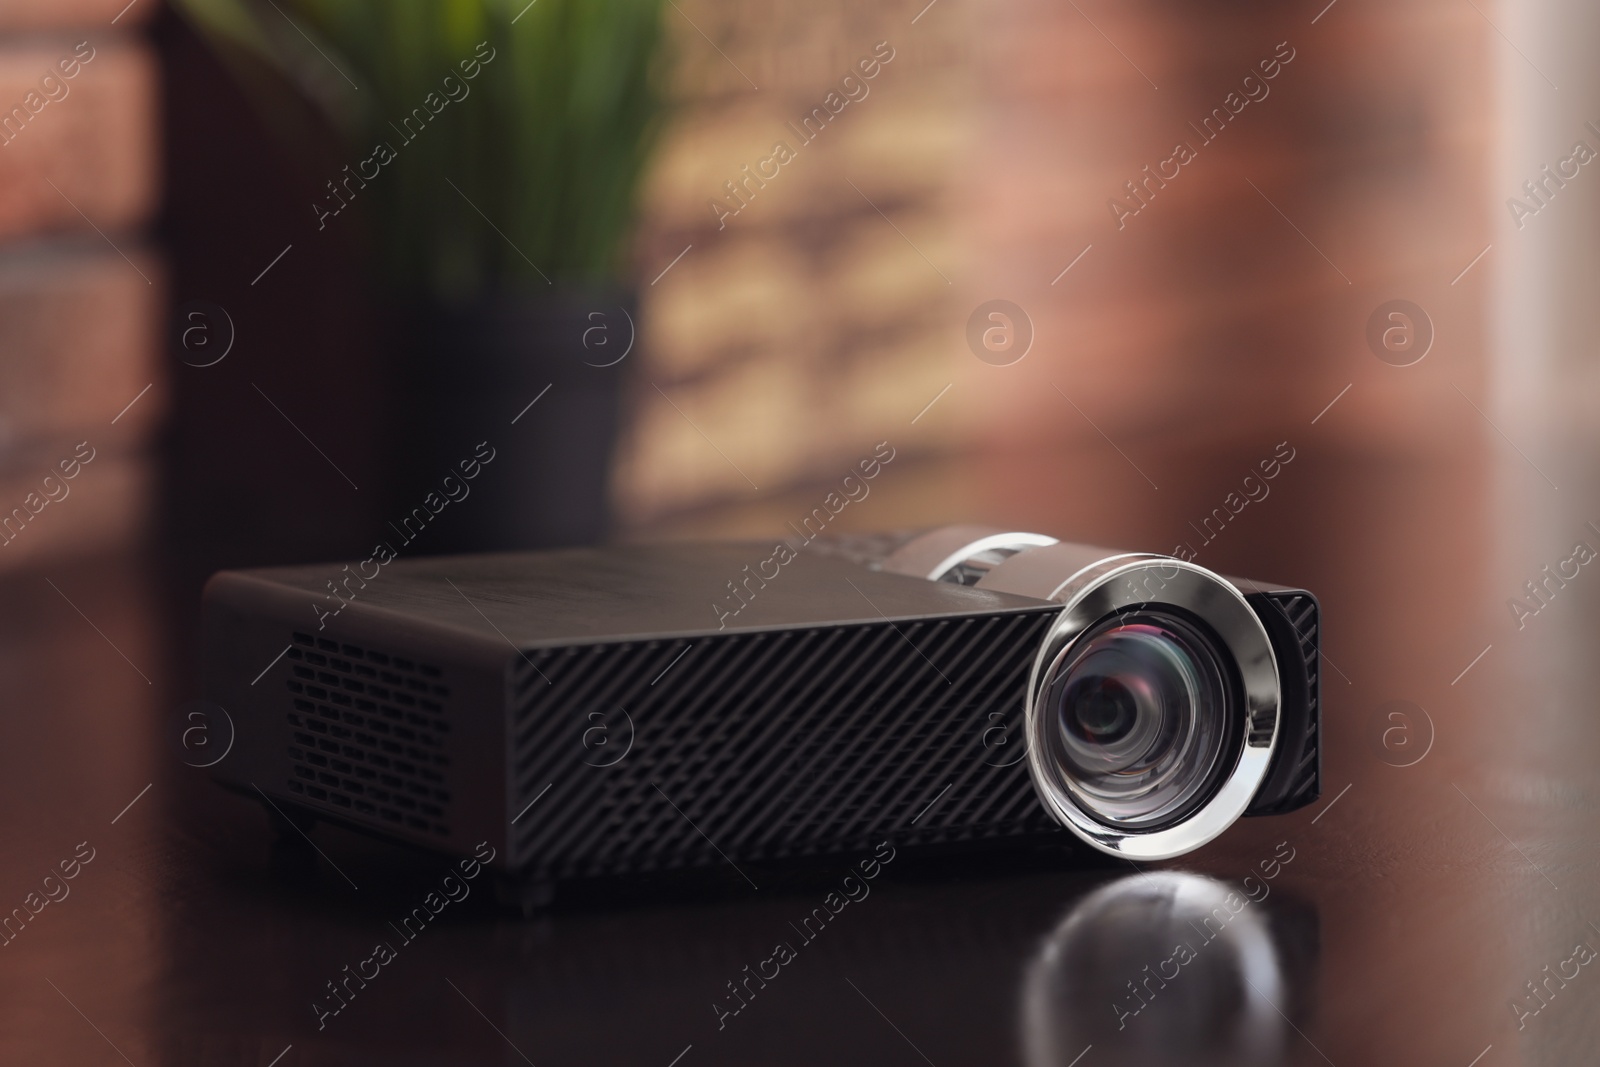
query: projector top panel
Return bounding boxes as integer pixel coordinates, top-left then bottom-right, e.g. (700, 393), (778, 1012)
(206, 543), (1057, 649)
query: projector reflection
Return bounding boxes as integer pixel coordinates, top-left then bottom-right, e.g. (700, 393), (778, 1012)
(1022, 871), (1317, 1067)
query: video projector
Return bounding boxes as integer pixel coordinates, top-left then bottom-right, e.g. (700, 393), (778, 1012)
(203, 526), (1319, 900)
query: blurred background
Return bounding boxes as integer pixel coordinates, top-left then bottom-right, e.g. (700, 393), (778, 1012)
(0, 0), (1520, 589)
(4, 0), (1600, 1063)
(0, 0), (1538, 621)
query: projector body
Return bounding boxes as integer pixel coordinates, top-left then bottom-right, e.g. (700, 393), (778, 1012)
(203, 535), (1319, 898)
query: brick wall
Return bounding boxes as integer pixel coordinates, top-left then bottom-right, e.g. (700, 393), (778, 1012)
(0, 0), (162, 569)
(617, 0), (1492, 570)
(617, 0), (971, 537)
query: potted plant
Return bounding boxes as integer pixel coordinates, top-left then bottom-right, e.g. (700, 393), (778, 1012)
(175, 0), (668, 550)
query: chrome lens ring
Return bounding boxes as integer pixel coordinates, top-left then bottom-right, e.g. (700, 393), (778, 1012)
(1024, 557), (1279, 859)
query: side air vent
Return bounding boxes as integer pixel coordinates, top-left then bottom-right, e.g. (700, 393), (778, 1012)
(505, 609), (1061, 879)
(1270, 592), (1320, 808)
(281, 631), (455, 837)
(1243, 591), (1321, 816)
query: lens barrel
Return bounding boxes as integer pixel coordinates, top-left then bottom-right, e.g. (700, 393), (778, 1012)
(881, 527), (1283, 859)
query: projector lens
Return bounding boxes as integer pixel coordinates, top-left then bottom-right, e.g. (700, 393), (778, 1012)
(1044, 612), (1238, 831)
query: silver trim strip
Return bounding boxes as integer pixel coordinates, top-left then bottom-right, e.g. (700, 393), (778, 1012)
(881, 526), (1059, 583)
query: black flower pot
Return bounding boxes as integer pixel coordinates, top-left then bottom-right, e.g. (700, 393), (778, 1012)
(386, 288), (634, 554)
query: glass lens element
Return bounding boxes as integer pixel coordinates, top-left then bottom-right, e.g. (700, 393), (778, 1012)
(1044, 613), (1237, 830)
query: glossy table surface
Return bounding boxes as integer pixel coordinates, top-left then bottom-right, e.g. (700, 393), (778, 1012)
(3, 449), (1598, 1067)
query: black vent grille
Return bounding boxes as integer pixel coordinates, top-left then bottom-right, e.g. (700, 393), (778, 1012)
(1274, 593), (1320, 808)
(281, 631), (455, 837)
(506, 609), (1060, 879)
(1244, 591), (1321, 816)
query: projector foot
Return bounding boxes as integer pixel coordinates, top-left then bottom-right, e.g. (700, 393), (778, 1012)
(495, 875), (556, 916)
(261, 801), (321, 875)
(263, 801), (317, 841)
